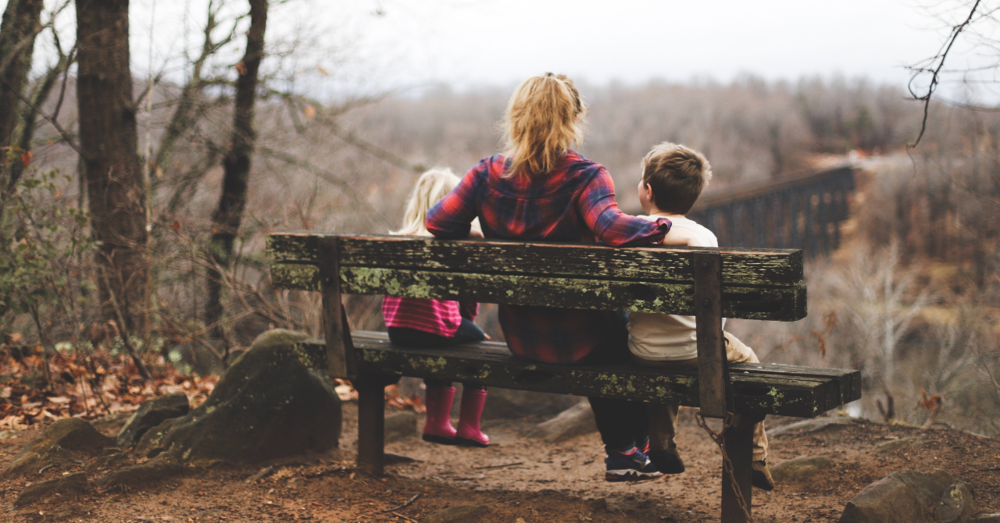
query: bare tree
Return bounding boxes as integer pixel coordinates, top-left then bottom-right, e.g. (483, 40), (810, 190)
(205, 0), (268, 341)
(76, 0), (149, 336)
(836, 242), (932, 419)
(0, 0), (45, 210)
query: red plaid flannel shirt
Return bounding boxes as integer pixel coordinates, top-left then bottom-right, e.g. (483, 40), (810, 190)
(426, 150), (671, 364)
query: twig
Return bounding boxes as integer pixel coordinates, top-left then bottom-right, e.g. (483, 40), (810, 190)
(379, 493), (421, 513)
(0, 74), (85, 159)
(474, 462), (523, 470)
(99, 270), (153, 380)
(244, 466), (274, 483)
(907, 0), (982, 148)
(386, 511), (419, 523)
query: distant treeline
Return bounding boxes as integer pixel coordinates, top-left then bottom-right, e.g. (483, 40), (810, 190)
(341, 76), (954, 211)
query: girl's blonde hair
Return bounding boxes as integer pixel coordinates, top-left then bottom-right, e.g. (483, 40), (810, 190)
(502, 73), (586, 178)
(393, 168), (481, 237)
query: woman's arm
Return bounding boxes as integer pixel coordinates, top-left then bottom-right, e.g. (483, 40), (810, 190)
(577, 168), (671, 246)
(426, 162), (483, 239)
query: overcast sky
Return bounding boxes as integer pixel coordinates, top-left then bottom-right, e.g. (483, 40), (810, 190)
(14, 0), (994, 98)
(346, 0), (950, 89)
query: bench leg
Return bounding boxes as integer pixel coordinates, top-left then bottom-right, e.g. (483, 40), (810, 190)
(355, 375), (398, 476)
(721, 413), (763, 523)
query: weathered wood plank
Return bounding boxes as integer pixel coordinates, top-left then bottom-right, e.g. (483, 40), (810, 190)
(319, 238), (351, 378)
(306, 337), (850, 418)
(347, 332), (862, 408)
(694, 252), (728, 418)
(730, 363), (862, 406)
(267, 233), (804, 286)
(271, 263), (807, 321)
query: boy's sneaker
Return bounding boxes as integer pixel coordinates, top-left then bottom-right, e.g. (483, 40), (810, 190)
(636, 436), (650, 455)
(752, 460), (775, 491)
(604, 448), (664, 482)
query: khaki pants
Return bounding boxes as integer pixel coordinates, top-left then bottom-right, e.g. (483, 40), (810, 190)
(633, 332), (769, 461)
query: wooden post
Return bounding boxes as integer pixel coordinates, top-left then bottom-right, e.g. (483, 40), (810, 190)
(355, 374), (400, 476)
(319, 237), (355, 379)
(721, 413), (764, 523)
(694, 252), (727, 418)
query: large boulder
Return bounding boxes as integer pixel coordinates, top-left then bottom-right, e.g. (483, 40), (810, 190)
(384, 411), (418, 443)
(149, 329), (342, 465)
(117, 392), (190, 448)
(470, 387), (584, 420)
(840, 469), (978, 523)
(3, 418), (114, 478)
(525, 402), (597, 443)
(770, 455), (833, 483)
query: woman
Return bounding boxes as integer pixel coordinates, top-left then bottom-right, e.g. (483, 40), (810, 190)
(426, 73), (671, 482)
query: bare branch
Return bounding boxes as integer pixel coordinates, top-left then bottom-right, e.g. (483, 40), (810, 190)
(908, 0), (982, 148)
(0, 74), (85, 158)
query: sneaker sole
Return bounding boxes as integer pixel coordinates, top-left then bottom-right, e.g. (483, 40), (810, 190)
(604, 471), (664, 483)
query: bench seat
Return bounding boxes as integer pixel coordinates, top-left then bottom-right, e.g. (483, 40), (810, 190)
(301, 331), (861, 418)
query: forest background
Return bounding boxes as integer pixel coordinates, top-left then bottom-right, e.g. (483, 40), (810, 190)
(0, 0), (998, 441)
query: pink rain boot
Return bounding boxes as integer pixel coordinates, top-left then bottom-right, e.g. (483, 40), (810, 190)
(422, 385), (457, 445)
(455, 387), (489, 447)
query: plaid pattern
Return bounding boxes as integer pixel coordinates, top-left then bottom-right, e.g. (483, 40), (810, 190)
(426, 150), (670, 364)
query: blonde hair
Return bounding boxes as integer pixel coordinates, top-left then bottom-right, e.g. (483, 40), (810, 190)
(394, 168), (482, 237)
(641, 142), (713, 215)
(502, 73), (586, 178)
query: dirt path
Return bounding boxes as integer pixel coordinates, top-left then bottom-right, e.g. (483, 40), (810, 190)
(1, 404), (998, 522)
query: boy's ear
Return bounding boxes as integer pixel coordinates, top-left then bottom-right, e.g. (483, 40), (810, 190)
(644, 182), (655, 203)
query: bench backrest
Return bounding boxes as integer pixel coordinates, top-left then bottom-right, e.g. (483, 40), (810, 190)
(267, 232), (806, 417)
(268, 233), (805, 320)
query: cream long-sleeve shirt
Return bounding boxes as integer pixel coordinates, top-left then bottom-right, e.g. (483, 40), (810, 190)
(627, 215), (725, 361)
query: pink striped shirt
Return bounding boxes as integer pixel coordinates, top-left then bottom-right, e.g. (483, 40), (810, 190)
(382, 297), (478, 337)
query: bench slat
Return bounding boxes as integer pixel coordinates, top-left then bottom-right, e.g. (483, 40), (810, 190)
(272, 264), (807, 321)
(268, 233), (804, 286)
(305, 333), (861, 418)
(730, 362), (862, 409)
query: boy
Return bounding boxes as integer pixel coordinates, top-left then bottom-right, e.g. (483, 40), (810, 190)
(629, 142), (775, 491)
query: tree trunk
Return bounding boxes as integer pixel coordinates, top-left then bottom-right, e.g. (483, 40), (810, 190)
(205, 0), (268, 340)
(76, 0), (148, 336)
(0, 0), (44, 209)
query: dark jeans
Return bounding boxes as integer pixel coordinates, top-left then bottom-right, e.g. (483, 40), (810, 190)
(387, 318), (487, 390)
(579, 311), (648, 453)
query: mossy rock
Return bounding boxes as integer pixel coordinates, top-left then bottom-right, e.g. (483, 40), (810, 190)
(99, 452), (184, 488)
(15, 472), (90, 507)
(3, 418), (114, 479)
(153, 329), (342, 465)
(840, 469), (977, 523)
(117, 392), (189, 448)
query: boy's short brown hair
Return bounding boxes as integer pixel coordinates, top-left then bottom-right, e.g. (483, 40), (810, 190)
(641, 142), (712, 215)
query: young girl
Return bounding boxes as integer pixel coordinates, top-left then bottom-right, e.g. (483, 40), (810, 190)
(426, 73), (672, 481)
(382, 168), (490, 447)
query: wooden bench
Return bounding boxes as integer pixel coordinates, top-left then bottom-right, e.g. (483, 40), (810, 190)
(267, 232), (861, 523)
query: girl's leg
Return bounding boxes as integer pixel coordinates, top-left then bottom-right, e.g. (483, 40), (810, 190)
(450, 318), (487, 344)
(422, 380), (457, 445)
(455, 383), (489, 447)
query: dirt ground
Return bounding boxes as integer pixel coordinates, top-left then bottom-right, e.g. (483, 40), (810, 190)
(1, 402), (999, 522)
